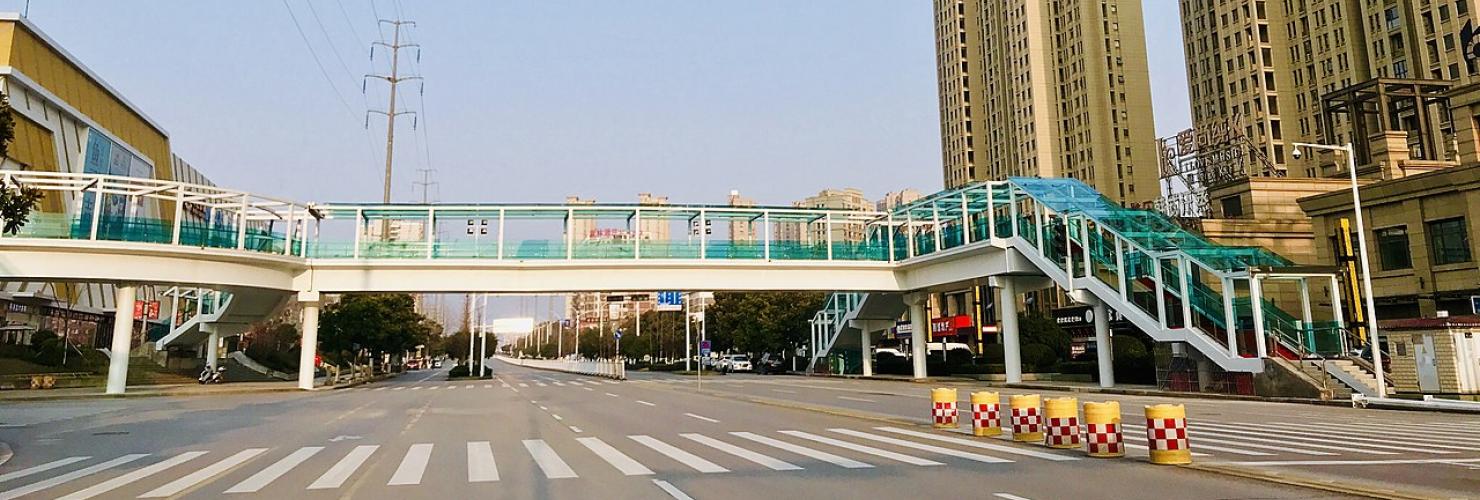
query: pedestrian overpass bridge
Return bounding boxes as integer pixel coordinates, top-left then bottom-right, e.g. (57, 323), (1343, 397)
(0, 170), (1352, 394)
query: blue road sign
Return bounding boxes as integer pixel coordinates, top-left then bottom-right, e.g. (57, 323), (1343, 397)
(700, 340), (711, 356)
(656, 291), (683, 311)
(614, 329), (624, 340)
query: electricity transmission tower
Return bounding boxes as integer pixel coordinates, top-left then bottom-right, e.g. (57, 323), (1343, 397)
(364, 19), (422, 237)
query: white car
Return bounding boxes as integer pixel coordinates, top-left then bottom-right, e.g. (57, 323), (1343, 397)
(721, 354), (752, 372)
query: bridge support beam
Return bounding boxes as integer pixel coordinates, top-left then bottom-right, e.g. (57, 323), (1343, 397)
(106, 284), (137, 395)
(996, 278), (1022, 384)
(860, 328), (873, 377)
(1093, 300), (1114, 388)
(298, 291), (322, 390)
(905, 293), (928, 379)
(202, 324), (220, 370)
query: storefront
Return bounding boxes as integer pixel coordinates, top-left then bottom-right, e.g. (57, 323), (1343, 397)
(1053, 305), (1135, 358)
(1, 300), (38, 344)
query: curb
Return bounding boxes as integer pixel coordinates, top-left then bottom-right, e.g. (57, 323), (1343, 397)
(1183, 463), (1444, 500)
(0, 385), (304, 402)
(0, 442), (11, 468)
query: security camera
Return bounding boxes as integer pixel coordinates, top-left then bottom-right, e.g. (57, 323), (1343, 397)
(1291, 147), (1302, 160)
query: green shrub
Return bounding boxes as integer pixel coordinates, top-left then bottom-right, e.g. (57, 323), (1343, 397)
(979, 343), (1005, 364)
(1020, 343), (1059, 372)
(448, 364), (470, 377)
(1113, 336), (1155, 384)
(1055, 360), (1099, 375)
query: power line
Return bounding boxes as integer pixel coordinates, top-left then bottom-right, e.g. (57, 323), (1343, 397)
(281, 0), (359, 123)
(303, 0), (362, 97)
(333, 0), (366, 45)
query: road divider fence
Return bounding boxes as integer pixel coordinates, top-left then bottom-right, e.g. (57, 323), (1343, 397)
(493, 356), (626, 380)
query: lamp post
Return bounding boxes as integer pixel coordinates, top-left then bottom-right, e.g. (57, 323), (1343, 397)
(1293, 141), (1385, 398)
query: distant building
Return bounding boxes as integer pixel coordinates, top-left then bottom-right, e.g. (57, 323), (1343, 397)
(876, 189), (923, 212)
(728, 190), (757, 243)
(364, 219), (427, 242)
(778, 188), (871, 243)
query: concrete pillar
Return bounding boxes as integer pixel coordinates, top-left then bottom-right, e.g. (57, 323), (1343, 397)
(203, 324), (220, 370)
(906, 293), (929, 379)
(998, 279), (1022, 383)
(106, 284), (137, 395)
(860, 328), (874, 377)
(1093, 301), (1114, 388)
(1196, 355), (1214, 392)
(298, 291), (322, 390)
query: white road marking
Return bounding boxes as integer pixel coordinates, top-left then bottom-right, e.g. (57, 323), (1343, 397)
(223, 447), (323, 493)
(579, 437), (654, 476)
(684, 413), (720, 423)
(829, 429), (1010, 463)
(307, 445), (379, 489)
(539, 406), (549, 410)
(392, 387), (405, 391)
(537, 383), (548, 387)
(781, 431), (942, 466)
(139, 448), (267, 498)
(0, 456), (90, 484)
(837, 396), (877, 403)
(772, 389), (797, 394)
(411, 387), (422, 391)
(1216, 457), (1480, 467)
(1181, 434), (1338, 455)
(484, 384), (493, 389)
(465, 385), (475, 389)
(552, 414), (564, 421)
(1193, 422), (1459, 454)
(636, 400), (657, 407)
(994, 494), (1033, 500)
(653, 479), (696, 500)
(570, 426), (584, 433)
(519, 383), (529, 387)
(606, 393), (620, 398)
(1261, 421), (1480, 447)
(554, 381), (566, 386)
(523, 440), (578, 479)
(681, 433), (802, 470)
(584, 387), (595, 392)
(58, 452), (206, 500)
(730, 432), (872, 469)
(387, 443), (434, 486)
(1180, 426), (1398, 455)
(467, 441), (499, 482)
(0, 454), (147, 500)
(374, 387), (387, 391)
(630, 435), (728, 473)
(1116, 432), (1272, 456)
(879, 427), (1077, 461)
(605, 380), (620, 384)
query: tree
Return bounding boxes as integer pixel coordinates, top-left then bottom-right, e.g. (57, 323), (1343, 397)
(708, 291), (826, 355)
(0, 90), (40, 236)
(319, 294), (437, 364)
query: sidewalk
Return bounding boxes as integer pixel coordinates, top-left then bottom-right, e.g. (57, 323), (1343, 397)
(0, 373), (394, 402)
(805, 372), (1351, 407)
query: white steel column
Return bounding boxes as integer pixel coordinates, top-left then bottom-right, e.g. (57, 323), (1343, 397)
(298, 291), (322, 390)
(1250, 276), (1268, 357)
(634, 209), (642, 259)
(825, 213), (834, 260)
(886, 212), (896, 262)
(1223, 276), (1238, 356)
(1298, 278), (1314, 350)
(1008, 190), (1019, 238)
(986, 184), (997, 240)
(566, 209), (575, 259)
(480, 327), (488, 377)
(1178, 257), (1193, 328)
(425, 208), (436, 258)
(1035, 205), (1046, 255)
(283, 206), (294, 256)
(203, 324), (220, 370)
(352, 209), (363, 258)
(89, 180), (104, 239)
(860, 328), (874, 377)
(171, 188), (184, 245)
(907, 293), (929, 379)
(105, 284), (137, 395)
(998, 279), (1022, 383)
(236, 194), (248, 250)
(1153, 257), (1168, 328)
(960, 192), (972, 245)
(1093, 300), (1114, 388)
(763, 211), (772, 260)
(684, 293), (692, 371)
(931, 203), (943, 252)
(497, 209), (506, 259)
(1115, 237), (1128, 300)
(699, 210), (708, 259)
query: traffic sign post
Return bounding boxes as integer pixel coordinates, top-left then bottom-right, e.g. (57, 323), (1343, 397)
(699, 340), (711, 391)
(615, 329), (624, 364)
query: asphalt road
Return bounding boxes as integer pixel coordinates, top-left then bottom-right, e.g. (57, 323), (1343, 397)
(0, 361), (1462, 499)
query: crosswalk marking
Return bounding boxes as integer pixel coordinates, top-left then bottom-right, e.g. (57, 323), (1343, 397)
(0, 456), (90, 484)
(374, 387), (387, 391)
(0, 454), (147, 500)
(1262, 421), (1480, 448)
(554, 381), (566, 386)
(388, 443), (434, 485)
(411, 387), (422, 391)
(584, 387), (595, 391)
(629, 435), (729, 473)
(606, 393), (620, 397)
(1181, 427), (1398, 455)
(579, 437), (654, 476)
(780, 431), (943, 466)
(1195, 422), (1458, 454)
(139, 448), (267, 498)
(885, 427), (1077, 461)
(223, 447), (323, 494)
(1183, 434), (1337, 455)
(537, 383), (548, 387)
(684, 413), (720, 423)
(1116, 432), (1270, 456)
(57, 452), (206, 500)
(828, 429), (1010, 463)
(308, 445), (379, 490)
(467, 442), (500, 482)
(680, 433), (803, 471)
(393, 387), (404, 391)
(484, 384), (494, 389)
(604, 380), (620, 384)
(730, 432), (872, 469)
(523, 440), (578, 479)
(636, 400), (657, 407)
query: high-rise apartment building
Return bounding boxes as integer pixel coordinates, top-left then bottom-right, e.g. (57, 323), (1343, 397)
(933, 0), (1159, 204)
(876, 189), (923, 212)
(727, 190), (757, 243)
(777, 188), (872, 243)
(1180, 0), (1479, 179)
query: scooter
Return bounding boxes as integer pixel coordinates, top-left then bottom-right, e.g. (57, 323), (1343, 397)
(198, 365), (226, 384)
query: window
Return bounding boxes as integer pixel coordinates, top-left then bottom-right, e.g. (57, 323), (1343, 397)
(1428, 217), (1472, 265)
(1220, 195), (1244, 217)
(1376, 226), (1412, 270)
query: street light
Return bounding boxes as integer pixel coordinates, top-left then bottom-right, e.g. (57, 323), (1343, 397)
(1292, 141), (1385, 398)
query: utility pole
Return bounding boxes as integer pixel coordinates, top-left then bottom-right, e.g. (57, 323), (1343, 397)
(365, 19), (421, 238)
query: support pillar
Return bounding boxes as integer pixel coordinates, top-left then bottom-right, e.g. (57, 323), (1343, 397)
(997, 278), (1022, 383)
(860, 328), (874, 377)
(1093, 300), (1114, 388)
(203, 324), (220, 370)
(298, 291), (322, 390)
(906, 293), (929, 379)
(105, 284), (137, 395)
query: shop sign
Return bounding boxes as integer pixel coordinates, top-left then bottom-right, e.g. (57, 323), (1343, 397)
(6, 301), (31, 314)
(930, 315), (973, 335)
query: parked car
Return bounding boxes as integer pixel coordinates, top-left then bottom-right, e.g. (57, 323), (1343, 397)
(721, 354), (752, 373)
(755, 353), (785, 374)
(432, 360), (444, 369)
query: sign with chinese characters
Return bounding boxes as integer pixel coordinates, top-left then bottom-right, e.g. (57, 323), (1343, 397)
(1154, 114), (1281, 218)
(655, 291), (683, 312)
(930, 315), (973, 336)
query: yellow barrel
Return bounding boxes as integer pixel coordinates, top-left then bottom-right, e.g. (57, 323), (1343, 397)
(1042, 397), (1080, 448)
(930, 387), (959, 428)
(1008, 393), (1043, 442)
(969, 391), (1001, 436)
(1082, 401), (1124, 458)
(1144, 404), (1192, 464)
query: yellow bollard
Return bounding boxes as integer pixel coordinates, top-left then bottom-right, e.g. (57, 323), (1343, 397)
(1082, 401), (1124, 458)
(930, 388), (959, 428)
(1144, 404), (1192, 464)
(969, 391), (1001, 436)
(1008, 394), (1043, 442)
(1042, 397), (1080, 448)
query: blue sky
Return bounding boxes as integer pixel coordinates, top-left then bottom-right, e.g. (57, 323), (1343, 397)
(8, 1), (1188, 323)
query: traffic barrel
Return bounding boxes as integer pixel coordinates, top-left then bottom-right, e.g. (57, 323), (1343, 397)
(1082, 401), (1124, 458)
(1144, 404), (1192, 464)
(1043, 397), (1080, 449)
(970, 391), (1001, 437)
(930, 388), (958, 428)
(1008, 394), (1042, 442)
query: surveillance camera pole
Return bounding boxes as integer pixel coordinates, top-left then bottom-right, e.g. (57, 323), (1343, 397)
(1294, 142), (1385, 398)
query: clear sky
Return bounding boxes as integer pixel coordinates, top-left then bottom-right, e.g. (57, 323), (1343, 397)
(7, 0), (1189, 324)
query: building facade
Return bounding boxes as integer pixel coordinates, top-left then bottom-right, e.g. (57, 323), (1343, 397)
(777, 188), (871, 243)
(932, 0), (1159, 204)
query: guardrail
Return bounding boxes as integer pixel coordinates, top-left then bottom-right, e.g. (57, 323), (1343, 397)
(493, 355), (626, 380)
